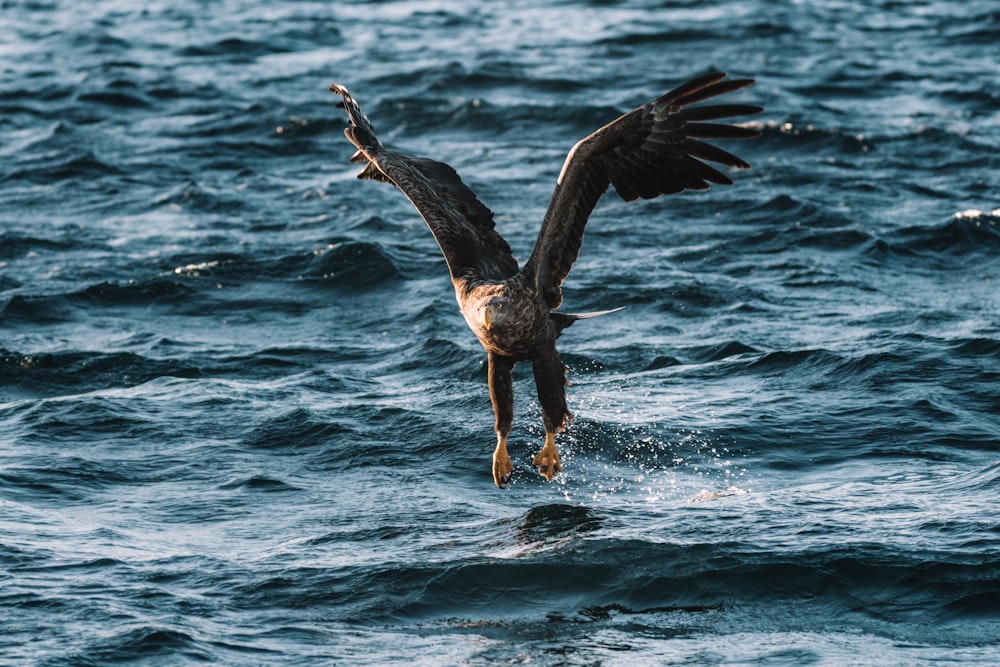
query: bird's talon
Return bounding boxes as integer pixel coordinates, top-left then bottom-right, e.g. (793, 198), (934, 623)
(532, 433), (562, 482)
(493, 437), (514, 489)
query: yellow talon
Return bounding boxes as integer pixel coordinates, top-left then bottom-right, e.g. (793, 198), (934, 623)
(493, 435), (514, 488)
(532, 432), (562, 482)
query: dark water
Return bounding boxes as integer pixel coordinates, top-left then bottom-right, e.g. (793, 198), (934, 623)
(3, 0), (999, 664)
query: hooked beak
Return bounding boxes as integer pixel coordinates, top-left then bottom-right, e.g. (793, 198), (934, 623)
(484, 303), (500, 331)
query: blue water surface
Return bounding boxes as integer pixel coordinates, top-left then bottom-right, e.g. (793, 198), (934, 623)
(2, 0), (999, 664)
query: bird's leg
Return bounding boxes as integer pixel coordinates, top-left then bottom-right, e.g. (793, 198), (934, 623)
(493, 432), (513, 488)
(488, 353), (516, 488)
(532, 348), (571, 482)
(532, 431), (561, 482)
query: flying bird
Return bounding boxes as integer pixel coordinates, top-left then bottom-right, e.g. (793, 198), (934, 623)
(329, 73), (761, 488)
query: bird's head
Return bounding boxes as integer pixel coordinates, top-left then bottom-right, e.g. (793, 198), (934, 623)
(483, 297), (508, 332)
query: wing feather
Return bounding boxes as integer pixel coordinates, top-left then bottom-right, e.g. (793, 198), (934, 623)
(329, 84), (519, 283)
(682, 104), (763, 122)
(522, 73), (761, 308)
(683, 139), (750, 169)
(668, 75), (758, 107)
(684, 122), (761, 139)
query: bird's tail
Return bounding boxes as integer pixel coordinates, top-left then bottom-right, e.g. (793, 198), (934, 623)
(551, 307), (625, 333)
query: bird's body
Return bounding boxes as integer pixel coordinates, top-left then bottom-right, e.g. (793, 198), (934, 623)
(330, 73), (761, 487)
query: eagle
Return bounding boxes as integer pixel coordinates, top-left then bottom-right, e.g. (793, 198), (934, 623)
(329, 73), (761, 488)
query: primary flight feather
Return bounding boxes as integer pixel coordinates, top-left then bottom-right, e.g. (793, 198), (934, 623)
(329, 72), (761, 488)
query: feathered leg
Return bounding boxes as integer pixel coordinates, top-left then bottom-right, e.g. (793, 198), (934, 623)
(488, 353), (516, 488)
(531, 346), (570, 481)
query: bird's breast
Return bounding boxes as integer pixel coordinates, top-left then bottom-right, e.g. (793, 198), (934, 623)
(481, 305), (551, 360)
(457, 281), (551, 359)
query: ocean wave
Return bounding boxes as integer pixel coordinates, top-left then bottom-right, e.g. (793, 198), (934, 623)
(0, 348), (200, 399)
(153, 180), (249, 213)
(77, 87), (150, 110)
(279, 535), (1000, 639)
(1, 293), (75, 325)
(178, 37), (293, 61)
(301, 241), (404, 287)
(683, 340), (759, 364)
(948, 337), (1000, 359)
(243, 407), (352, 454)
(595, 28), (730, 47)
(161, 240), (406, 288)
(77, 279), (199, 306)
(217, 475), (302, 493)
(5, 151), (123, 184)
(0, 279), (198, 326)
(0, 231), (79, 260)
(755, 121), (873, 156)
(928, 463), (1000, 496)
(862, 216), (1000, 267)
(0, 342), (364, 402)
(890, 214), (1000, 255)
(73, 626), (209, 666)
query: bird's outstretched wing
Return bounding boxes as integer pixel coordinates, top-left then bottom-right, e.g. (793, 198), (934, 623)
(521, 73), (762, 308)
(330, 84), (519, 283)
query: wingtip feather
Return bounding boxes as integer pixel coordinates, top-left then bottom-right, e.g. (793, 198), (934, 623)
(671, 77), (757, 108)
(331, 82), (381, 155)
(664, 72), (728, 103)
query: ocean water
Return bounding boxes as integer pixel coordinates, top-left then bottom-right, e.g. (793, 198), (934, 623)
(2, 0), (999, 664)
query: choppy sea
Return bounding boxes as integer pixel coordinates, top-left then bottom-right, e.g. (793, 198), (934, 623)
(2, 0), (999, 664)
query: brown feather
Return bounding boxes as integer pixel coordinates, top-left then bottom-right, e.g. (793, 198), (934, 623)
(522, 73), (761, 308)
(329, 84), (518, 283)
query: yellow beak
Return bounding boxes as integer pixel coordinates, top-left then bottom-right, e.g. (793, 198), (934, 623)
(484, 304), (499, 331)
